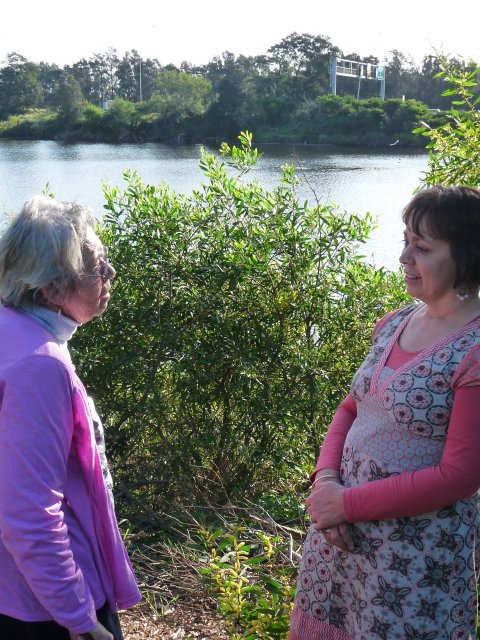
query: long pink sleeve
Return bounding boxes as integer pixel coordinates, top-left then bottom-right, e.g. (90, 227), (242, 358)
(311, 394), (357, 480)
(343, 385), (480, 522)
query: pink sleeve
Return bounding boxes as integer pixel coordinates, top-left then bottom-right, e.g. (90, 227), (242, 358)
(343, 385), (480, 522)
(0, 356), (96, 633)
(451, 343), (480, 388)
(311, 393), (357, 480)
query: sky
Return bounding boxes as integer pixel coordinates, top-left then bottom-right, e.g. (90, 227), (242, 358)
(1, 0), (479, 69)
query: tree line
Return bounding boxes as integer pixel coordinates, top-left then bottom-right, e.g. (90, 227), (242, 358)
(0, 33), (478, 145)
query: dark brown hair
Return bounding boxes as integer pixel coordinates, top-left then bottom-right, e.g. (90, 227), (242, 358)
(402, 185), (480, 289)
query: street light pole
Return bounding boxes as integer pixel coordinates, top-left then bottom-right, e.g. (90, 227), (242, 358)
(139, 58), (143, 102)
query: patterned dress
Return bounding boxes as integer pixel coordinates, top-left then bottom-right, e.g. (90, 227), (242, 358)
(291, 304), (480, 640)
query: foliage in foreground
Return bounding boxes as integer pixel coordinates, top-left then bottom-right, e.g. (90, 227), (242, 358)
(197, 523), (296, 639)
(124, 502), (302, 639)
(414, 61), (480, 187)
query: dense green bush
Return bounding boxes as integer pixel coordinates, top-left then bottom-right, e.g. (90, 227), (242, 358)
(294, 96), (445, 146)
(0, 91), (447, 146)
(0, 108), (57, 139)
(71, 132), (407, 518)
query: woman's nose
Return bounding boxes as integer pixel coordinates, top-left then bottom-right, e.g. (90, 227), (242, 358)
(399, 245), (413, 265)
(106, 263), (116, 280)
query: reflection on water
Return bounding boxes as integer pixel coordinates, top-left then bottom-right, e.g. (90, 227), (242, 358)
(0, 140), (428, 272)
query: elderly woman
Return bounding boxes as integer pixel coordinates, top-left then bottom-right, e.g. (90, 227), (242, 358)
(0, 196), (140, 640)
(290, 185), (480, 639)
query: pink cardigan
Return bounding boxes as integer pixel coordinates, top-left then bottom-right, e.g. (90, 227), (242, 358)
(0, 305), (140, 634)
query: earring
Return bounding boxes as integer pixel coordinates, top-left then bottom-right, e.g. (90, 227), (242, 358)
(456, 290), (469, 301)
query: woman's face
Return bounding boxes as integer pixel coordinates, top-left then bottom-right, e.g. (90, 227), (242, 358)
(60, 227), (116, 324)
(399, 219), (457, 305)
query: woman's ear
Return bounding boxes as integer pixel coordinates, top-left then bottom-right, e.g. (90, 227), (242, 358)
(40, 282), (62, 309)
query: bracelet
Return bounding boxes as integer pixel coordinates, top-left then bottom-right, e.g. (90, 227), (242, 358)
(311, 474), (338, 487)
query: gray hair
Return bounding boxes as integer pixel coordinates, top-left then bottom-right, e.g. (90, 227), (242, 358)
(0, 195), (96, 309)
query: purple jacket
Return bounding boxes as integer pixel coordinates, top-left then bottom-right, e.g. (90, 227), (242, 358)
(0, 305), (140, 633)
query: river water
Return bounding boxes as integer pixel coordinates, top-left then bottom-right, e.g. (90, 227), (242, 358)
(0, 139), (429, 272)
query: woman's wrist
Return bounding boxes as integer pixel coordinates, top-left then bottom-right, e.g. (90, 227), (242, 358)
(311, 472), (339, 488)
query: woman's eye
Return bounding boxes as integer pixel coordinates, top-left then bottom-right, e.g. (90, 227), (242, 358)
(402, 237), (429, 253)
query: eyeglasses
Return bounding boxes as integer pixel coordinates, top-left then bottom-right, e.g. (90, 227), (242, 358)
(80, 249), (112, 281)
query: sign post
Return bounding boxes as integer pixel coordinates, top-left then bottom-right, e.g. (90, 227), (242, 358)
(330, 57), (386, 99)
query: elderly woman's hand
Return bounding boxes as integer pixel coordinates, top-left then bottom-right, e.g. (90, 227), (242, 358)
(305, 480), (354, 552)
(69, 620), (114, 640)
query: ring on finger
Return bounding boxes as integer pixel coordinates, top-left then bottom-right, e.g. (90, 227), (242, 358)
(322, 528), (331, 534)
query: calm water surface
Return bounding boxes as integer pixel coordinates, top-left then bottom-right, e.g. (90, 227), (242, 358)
(0, 139), (429, 271)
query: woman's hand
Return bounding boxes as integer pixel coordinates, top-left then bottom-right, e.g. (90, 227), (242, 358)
(320, 523), (354, 553)
(69, 620), (114, 640)
(305, 479), (354, 552)
(306, 478), (345, 527)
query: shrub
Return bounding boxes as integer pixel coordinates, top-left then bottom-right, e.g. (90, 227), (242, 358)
(72, 131), (408, 517)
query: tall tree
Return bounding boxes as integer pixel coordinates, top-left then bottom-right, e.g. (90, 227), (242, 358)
(149, 68), (212, 137)
(116, 51), (138, 101)
(54, 73), (85, 124)
(89, 49), (120, 104)
(37, 62), (63, 109)
(0, 53), (42, 118)
(266, 32), (340, 100)
(68, 58), (96, 103)
(198, 52), (255, 139)
(383, 49), (416, 100)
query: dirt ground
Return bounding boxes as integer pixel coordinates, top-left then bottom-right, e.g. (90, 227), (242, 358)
(120, 599), (229, 640)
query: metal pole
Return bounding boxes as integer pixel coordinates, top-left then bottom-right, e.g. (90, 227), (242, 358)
(139, 59), (143, 102)
(330, 57), (337, 95)
(357, 77), (362, 100)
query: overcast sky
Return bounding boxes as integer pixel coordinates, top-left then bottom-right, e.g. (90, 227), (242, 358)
(1, 0), (478, 68)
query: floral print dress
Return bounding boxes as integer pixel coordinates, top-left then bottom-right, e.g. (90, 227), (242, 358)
(291, 304), (480, 640)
